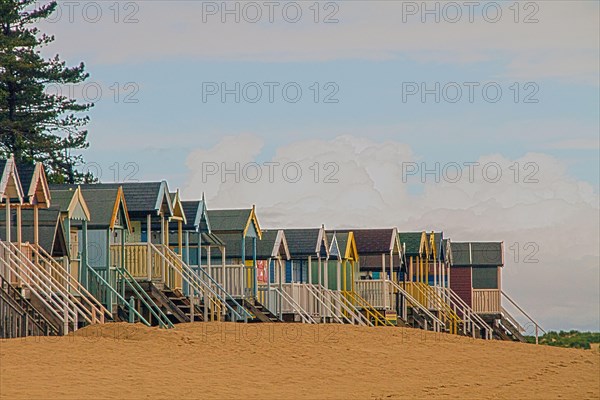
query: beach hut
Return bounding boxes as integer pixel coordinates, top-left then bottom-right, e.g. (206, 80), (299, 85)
(280, 226), (366, 324)
(340, 228), (403, 326)
(279, 227), (328, 322)
(324, 230), (375, 326)
(1, 159), (107, 336)
(450, 241), (543, 342)
(397, 232), (493, 338)
(56, 186), (156, 324)
(250, 229), (289, 322)
(206, 206), (279, 321)
(53, 182), (251, 324)
(207, 206), (262, 298)
(49, 187), (91, 284)
(166, 196), (251, 322)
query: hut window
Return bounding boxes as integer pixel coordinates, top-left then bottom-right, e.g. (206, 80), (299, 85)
(472, 266), (498, 289)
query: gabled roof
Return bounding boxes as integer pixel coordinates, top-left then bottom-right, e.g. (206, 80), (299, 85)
(451, 242), (504, 267)
(0, 157), (24, 203)
(283, 226), (328, 258)
(398, 232), (426, 256)
(76, 187), (131, 231)
(326, 232), (340, 260)
(255, 230), (290, 260)
(426, 231), (444, 260)
(340, 231), (359, 261)
(50, 187), (91, 221)
(16, 162), (51, 207)
(179, 201), (201, 231)
(169, 197), (210, 233)
(338, 228), (399, 255)
(50, 181), (173, 216)
(325, 230), (359, 262)
(169, 190), (186, 224)
(208, 206), (262, 239)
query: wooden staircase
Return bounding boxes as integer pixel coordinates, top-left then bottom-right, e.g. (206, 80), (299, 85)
(133, 281), (208, 324)
(342, 290), (395, 327)
(240, 297), (281, 323)
(0, 275), (60, 338)
(0, 240), (110, 335)
(491, 311), (528, 343)
(388, 280), (445, 332)
(480, 291), (544, 343)
(401, 282), (462, 334)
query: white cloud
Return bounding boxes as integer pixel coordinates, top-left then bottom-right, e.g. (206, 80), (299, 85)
(183, 134), (600, 331)
(546, 138), (600, 150)
(39, 1), (599, 85)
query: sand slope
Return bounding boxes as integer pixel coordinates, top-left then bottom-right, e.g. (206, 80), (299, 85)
(1, 323), (598, 399)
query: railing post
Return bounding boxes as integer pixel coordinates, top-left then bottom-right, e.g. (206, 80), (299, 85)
(203, 292), (208, 321)
(129, 296), (135, 323)
(147, 243), (152, 282)
(535, 325), (539, 345)
(63, 303), (69, 335)
(190, 295), (194, 322)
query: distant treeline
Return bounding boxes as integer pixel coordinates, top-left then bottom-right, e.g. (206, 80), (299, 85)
(527, 330), (600, 349)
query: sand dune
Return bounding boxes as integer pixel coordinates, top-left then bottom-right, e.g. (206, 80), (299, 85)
(1, 323), (598, 399)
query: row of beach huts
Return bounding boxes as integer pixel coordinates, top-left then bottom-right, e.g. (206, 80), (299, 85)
(0, 157), (544, 342)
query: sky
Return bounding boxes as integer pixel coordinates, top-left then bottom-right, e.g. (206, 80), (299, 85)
(36, 1), (599, 331)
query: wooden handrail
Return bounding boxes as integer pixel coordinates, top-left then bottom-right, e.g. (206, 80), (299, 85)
(0, 241), (74, 333)
(85, 265), (152, 327)
(28, 243), (110, 323)
(501, 290), (546, 344)
(442, 287), (493, 339)
(342, 289), (393, 326)
(304, 283), (344, 324)
(271, 286), (317, 324)
(18, 243), (101, 325)
(388, 280), (445, 331)
(152, 244), (252, 321)
(325, 288), (370, 326)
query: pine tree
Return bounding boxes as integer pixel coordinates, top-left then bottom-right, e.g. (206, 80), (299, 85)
(0, 0), (94, 183)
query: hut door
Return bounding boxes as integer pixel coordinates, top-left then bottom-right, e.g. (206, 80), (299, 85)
(70, 228), (79, 282)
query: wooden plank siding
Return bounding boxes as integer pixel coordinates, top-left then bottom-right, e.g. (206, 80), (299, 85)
(450, 266), (472, 307)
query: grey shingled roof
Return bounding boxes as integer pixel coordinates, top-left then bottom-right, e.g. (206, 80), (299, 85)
(168, 200), (203, 232)
(213, 232), (244, 258)
(78, 188), (122, 228)
(15, 163), (35, 195)
(50, 182), (171, 215)
(282, 228), (321, 257)
(451, 242), (503, 267)
(254, 230), (280, 259)
(336, 229), (394, 254)
(336, 232), (350, 257)
(181, 201), (201, 230)
(398, 232), (423, 256)
(49, 189), (76, 213)
(208, 209), (251, 232)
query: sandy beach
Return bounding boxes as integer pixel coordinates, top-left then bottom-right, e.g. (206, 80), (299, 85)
(1, 323), (598, 400)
